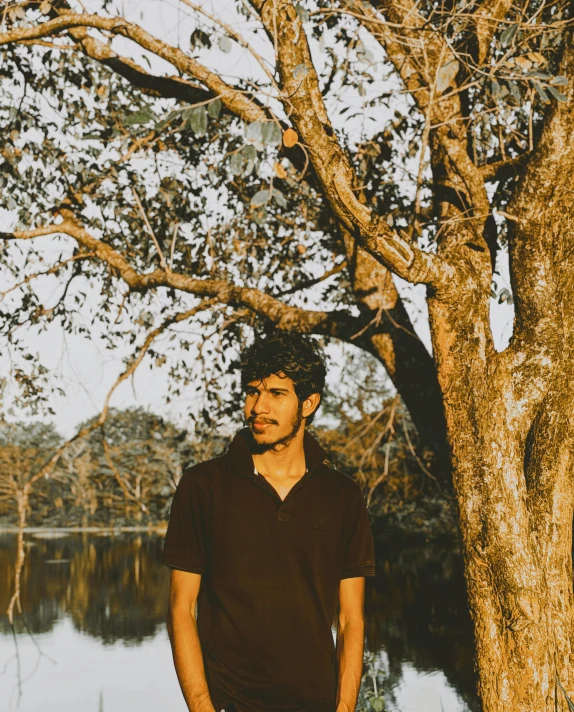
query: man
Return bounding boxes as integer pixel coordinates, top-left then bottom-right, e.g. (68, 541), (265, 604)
(162, 334), (376, 712)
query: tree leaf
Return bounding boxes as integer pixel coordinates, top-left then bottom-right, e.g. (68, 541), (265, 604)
(547, 85), (568, 102)
(274, 162), (288, 179)
(251, 189), (271, 207)
(514, 56), (532, 71)
(190, 29), (211, 50)
(295, 4), (310, 22)
(532, 81), (550, 104)
(436, 60), (459, 94)
(283, 128), (298, 147)
(246, 121), (263, 141)
(229, 153), (244, 176)
(124, 108), (157, 126)
(242, 145), (257, 160)
(39, 1), (52, 14)
(500, 23), (519, 48)
(217, 36), (232, 54)
(272, 188), (287, 208)
(189, 105), (208, 134)
(261, 122), (282, 146)
(207, 99), (222, 119)
(550, 75), (568, 86)
(292, 63), (309, 80)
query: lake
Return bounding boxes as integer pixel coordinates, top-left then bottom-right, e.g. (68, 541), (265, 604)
(0, 532), (480, 711)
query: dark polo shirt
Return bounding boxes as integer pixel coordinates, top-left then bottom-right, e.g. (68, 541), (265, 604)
(162, 428), (376, 712)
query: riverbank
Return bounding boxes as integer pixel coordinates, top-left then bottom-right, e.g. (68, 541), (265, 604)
(0, 494), (460, 544)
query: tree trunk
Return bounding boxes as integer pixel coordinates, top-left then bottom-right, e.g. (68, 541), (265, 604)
(427, 281), (574, 710)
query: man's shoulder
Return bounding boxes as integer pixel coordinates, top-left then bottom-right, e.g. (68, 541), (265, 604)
(317, 461), (362, 497)
(179, 455), (227, 488)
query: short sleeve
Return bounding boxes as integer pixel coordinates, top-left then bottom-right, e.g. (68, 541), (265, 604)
(341, 484), (376, 579)
(161, 468), (211, 574)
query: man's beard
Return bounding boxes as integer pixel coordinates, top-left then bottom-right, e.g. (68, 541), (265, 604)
(247, 403), (304, 454)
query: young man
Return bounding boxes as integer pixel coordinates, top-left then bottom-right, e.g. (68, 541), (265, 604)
(162, 334), (376, 712)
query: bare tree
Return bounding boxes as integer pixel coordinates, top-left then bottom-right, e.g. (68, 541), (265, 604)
(1, 0), (573, 708)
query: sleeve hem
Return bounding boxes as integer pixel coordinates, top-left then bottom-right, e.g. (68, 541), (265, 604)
(161, 553), (206, 574)
(341, 563), (376, 579)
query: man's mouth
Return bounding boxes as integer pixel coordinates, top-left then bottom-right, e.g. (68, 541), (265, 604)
(251, 421), (275, 430)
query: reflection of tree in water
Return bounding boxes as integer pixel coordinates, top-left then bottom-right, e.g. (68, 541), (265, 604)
(365, 545), (480, 711)
(1, 532), (479, 707)
(0, 533), (169, 644)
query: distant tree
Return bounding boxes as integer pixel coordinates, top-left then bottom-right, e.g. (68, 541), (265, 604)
(0, 422), (63, 529)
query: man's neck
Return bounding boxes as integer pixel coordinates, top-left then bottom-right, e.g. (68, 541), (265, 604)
(251, 427), (306, 480)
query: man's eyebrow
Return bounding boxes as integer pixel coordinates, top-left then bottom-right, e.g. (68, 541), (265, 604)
(269, 388), (289, 393)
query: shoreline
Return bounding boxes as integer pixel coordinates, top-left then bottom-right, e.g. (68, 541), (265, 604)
(0, 525), (167, 534)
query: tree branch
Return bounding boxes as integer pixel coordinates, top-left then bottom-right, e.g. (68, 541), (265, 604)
(0, 13), (268, 124)
(343, 0), (492, 236)
(249, 0), (454, 289)
(0, 217), (359, 340)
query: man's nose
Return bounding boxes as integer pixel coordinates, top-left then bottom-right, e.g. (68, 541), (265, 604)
(251, 394), (270, 414)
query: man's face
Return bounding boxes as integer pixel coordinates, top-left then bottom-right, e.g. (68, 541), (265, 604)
(244, 373), (304, 450)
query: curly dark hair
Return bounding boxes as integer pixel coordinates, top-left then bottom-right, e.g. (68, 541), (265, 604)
(240, 333), (326, 425)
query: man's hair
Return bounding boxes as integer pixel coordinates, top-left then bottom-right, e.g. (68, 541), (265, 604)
(240, 333), (326, 425)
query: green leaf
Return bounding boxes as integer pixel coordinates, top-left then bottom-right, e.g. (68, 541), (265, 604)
(124, 108), (157, 126)
(295, 4), (309, 22)
(242, 145), (257, 160)
(532, 81), (550, 104)
(217, 36), (232, 53)
(229, 153), (244, 175)
(547, 85), (568, 102)
(292, 63), (309, 80)
(508, 81), (522, 104)
(243, 160), (255, 177)
(371, 698), (385, 712)
(189, 105), (208, 134)
(436, 60), (459, 94)
(527, 70), (552, 80)
(500, 23), (519, 48)
(550, 75), (568, 86)
(261, 122), (282, 146)
(207, 99), (222, 119)
(246, 121), (264, 141)
(251, 189), (271, 207)
(272, 188), (287, 208)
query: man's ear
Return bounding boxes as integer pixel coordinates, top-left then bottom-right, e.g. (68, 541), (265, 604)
(302, 393), (321, 419)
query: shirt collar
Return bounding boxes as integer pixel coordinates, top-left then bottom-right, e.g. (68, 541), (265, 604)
(224, 427), (327, 479)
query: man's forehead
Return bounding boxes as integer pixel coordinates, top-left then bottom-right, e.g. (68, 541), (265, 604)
(246, 372), (295, 390)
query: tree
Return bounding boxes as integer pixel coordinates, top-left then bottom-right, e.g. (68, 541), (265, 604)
(0, 0), (572, 708)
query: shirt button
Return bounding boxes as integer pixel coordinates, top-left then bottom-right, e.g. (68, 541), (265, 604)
(277, 510), (290, 523)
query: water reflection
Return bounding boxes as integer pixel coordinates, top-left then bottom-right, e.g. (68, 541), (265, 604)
(0, 532), (479, 710)
(366, 545), (479, 711)
(0, 532), (168, 644)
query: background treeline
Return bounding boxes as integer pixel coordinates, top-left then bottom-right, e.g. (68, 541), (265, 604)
(0, 396), (455, 537)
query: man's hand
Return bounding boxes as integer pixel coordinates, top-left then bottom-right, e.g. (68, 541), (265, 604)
(335, 577), (366, 712)
(167, 569), (217, 712)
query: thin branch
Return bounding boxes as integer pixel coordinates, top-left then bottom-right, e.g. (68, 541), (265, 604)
(0, 215), (360, 338)
(0, 12), (268, 124)
(131, 187), (168, 270)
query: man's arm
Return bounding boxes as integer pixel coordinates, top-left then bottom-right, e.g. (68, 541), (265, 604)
(167, 569), (217, 712)
(335, 576), (366, 712)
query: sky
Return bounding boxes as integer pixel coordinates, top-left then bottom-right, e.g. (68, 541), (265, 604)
(0, 0), (515, 438)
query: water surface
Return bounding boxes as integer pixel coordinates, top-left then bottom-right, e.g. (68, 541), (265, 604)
(0, 532), (479, 711)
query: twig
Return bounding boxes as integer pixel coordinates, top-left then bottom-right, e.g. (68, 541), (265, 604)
(131, 186), (168, 270)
